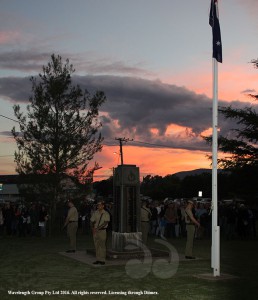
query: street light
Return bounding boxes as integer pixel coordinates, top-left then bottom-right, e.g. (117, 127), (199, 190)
(113, 151), (121, 166)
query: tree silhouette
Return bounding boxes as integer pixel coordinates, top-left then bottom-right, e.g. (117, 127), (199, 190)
(12, 54), (106, 229)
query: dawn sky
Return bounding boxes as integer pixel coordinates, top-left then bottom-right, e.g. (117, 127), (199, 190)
(0, 0), (258, 180)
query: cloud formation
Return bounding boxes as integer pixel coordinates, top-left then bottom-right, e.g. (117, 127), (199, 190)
(1, 74), (256, 153)
(241, 89), (256, 94)
(0, 50), (155, 78)
(0, 51), (52, 72)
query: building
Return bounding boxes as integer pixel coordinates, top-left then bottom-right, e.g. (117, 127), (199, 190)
(0, 174), (90, 205)
(0, 175), (22, 204)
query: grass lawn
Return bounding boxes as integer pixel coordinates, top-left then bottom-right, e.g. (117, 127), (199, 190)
(0, 231), (257, 300)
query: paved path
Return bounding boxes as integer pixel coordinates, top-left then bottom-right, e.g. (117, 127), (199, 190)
(59, 250), (202, 268)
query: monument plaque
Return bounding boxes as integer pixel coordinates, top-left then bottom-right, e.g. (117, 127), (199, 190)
(112, 164), (142, 252)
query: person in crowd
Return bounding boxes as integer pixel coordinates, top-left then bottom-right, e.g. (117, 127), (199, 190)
(90, 200), (110, 265)
(26, 208), (31, 235)
(185, 200), (200, 259)
(156, 203), (167, 239)
(140, 200), (152, 245)
(38, 205), (48, 238)
(195, 203), (208, 239)
(203, 202), (212, 238)
(179, 202), (187, 237)
(16, 207), (22, 236)
(11, 204), (19, 235)
(164, 201), (178, 238)
(0, 206), (4, 235)
(149, 201), (158, 235)
(104, 202), (112, 232)
(249, 206), (257, 238)
(63, 200), (78, 253)
(3, 202), (15, 235)
(225, 204), (237, 240)
(18, 208), (28, 237)
(175, 202), (181, 237)
(218, 201), (227, 237)
(80, 200), (92, 234)
(237, 203), (249, 239)
(29, 203), (39, 236)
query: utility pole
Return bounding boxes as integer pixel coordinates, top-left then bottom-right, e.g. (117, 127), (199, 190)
(115, 137), (133, 165)
(114, 137), (132, 233)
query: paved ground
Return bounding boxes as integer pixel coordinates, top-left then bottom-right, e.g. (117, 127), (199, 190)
(59, 249), (202, 268)
(59, 249), (237, 281)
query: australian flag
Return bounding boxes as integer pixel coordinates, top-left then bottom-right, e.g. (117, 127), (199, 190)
(209, 0), (222, 63)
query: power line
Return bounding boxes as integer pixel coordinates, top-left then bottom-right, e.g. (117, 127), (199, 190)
(105, 138), (206, 152)
(131, 139), (173, 148)
(0, 114), (19, 123)
(104, 138), (175, 149)
(115, 137), (133, 165)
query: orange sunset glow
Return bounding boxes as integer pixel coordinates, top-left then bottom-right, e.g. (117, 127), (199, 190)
(1, 0), (258, 184)
(163, 63), (258, 102)
(92, 145), (212, 181)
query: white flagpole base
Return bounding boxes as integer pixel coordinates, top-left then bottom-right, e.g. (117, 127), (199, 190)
(212, 225), (220, 276)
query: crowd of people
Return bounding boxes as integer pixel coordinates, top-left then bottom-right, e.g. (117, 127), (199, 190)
(0, 198), (257, 265)
(0, 199), (257, 242)
(145, 199), (257, 241)
(0, 202), (49, 237)
(0, 200), (112, 238)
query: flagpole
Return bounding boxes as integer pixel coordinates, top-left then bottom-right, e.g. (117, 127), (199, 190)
(211, 57), (220, 277)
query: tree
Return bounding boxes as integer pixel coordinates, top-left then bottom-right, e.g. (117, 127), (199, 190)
(204, 59), (258, 169)
(140, 174), (181, 200)
(12, 54), (106, 229)
(93, 176), (113, 198)
(216, 105), (258, 169)
(180, 173), (212, 198)
(204, 58), (258, 200)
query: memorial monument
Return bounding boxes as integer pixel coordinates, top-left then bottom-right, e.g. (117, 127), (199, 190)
(111, 164), (142, 252)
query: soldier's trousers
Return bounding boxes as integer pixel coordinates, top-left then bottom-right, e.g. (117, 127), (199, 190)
(185, 224), (196, 257)
(67, 222), (78, 250)
(141, 221), (150, 245)
(93, 230), (107, 262)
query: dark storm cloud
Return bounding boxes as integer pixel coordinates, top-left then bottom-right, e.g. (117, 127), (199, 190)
(0, 50), (154, 77)
(75, 75), (212, 134)
(74, 58), (155, 77)
(0, 51), (52, 71)
(74, 75), (257, 150)
(1, 74), (257, 151)
(0, 77), (31, 102)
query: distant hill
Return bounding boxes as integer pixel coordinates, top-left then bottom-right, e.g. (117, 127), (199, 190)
(172, 168), (227, 180)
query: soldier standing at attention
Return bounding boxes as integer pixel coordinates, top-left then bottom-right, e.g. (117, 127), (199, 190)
(63, 200), (78, 253)
(185, 200), (200, 259)
(90, 200), (110, 265)
(140, 200), (152, 245)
